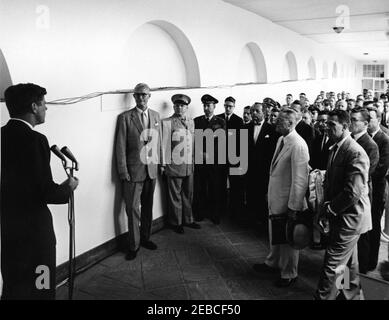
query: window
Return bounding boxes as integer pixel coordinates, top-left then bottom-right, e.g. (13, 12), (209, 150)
(362, 64), (387, 98)
(363, 64), (385, 78)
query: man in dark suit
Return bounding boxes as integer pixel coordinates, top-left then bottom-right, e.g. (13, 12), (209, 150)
(315, 110), (371, 300)
(381, 101), (389, 128)
(242, 106), (251, 125)
(291, 101), (315, 155)
(217, 96), (244, 219)
(116, 83), (161, 260)
(246, 103), (279, 226)
(1, 83), (79, 300)
(193, 94), (226, 224)
(367, 106), (389, 271)
(349, 107), (379, 274)
(311, 111), (331, 170)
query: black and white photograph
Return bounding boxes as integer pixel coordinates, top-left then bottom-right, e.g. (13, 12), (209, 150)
(1, 0), (389, 305)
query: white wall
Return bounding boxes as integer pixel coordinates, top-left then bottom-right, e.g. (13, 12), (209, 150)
(0, 0), (361, 266)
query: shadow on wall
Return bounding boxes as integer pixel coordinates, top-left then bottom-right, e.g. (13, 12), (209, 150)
(0, 49), (13, 99)
(111, 116), (125, 243)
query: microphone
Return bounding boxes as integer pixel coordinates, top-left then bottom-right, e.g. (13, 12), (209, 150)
(61, 146), (79, 170)
(51, 145), (67, 163)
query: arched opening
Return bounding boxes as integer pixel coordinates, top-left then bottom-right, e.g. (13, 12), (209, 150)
(322, 61), (329, 79)
(236, 42), (267, 84)
(282, 51), (298, 81)
(307, 57), (317, 80)
(332, 62), (338, 78)
(0, 49), (12, 99)
(123, 20), (200, 88)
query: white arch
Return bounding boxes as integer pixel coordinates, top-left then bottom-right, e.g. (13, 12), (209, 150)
(332, 62), (338, 78)
(307, 57), (317, 80)
(236, 42), (267, 84)
(322, 61), (329, 79)
(282, 51), (298, 81)
(0, 49), (12, 99)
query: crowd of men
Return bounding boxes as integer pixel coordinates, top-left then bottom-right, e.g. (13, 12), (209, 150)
(2, 82), (389, 300)
(114, 83), (389, 299)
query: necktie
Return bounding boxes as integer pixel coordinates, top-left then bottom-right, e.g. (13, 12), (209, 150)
(254, 125), (260, 143)
(321, 134), (327, 151)
(273, 138), (284, 162)
(141, 111), (148, 129)
(329, 144), (338, 166)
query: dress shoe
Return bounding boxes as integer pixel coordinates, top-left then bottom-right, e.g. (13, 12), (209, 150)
(140, 239), (157, 250)
(274, 277), (298, 287)
(185, 222), (201, 229)
(172, 225), (185, 234)
(125, 249), (139, 260)
(253, 263), (279, 274)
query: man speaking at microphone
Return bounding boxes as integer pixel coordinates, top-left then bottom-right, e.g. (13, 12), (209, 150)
(1, 83), (79, 300)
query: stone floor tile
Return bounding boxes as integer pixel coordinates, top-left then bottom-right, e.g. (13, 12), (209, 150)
(142, 264), (184, 290)
(181, 264), (220, 283)
(186, 278), (232, 300)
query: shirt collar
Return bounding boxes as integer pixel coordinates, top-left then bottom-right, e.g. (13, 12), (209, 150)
(206, 114), (214, 121)
(282, 129), (295, 144)
(10, 118), (34, 130)
(371, 129), (380, 139)
(136, 106), (148, 115)
(254, 121), (263, 126)
(353, 129), (367, 141)
(329, 132), (350, 151)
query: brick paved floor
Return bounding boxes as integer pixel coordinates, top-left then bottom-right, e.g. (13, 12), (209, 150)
(56, 217), (389, 300)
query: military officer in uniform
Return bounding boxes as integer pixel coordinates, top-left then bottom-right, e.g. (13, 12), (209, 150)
(161, 94), (201, 233)
(193, 94), (226, 224)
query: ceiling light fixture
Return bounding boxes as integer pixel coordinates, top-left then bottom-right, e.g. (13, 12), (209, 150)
(333, 26), (344, 34)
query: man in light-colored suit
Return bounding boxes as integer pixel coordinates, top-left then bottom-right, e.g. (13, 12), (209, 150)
(161, 94), (201, 234)
(315, 110), (371, 300)
(253, 108), (309, 287)
(115, 83), (161, 260)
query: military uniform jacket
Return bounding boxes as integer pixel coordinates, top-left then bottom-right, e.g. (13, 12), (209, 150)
(194, 115), (226, 165)
(161, 114), (194, 177)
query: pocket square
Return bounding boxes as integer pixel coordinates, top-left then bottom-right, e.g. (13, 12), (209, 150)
(155, 122), (159, 126)
(265, 135), (270, 138)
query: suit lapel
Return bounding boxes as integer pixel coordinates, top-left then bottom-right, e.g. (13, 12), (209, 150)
(270, 136), (291, 173)
(130, 108), (143, 134)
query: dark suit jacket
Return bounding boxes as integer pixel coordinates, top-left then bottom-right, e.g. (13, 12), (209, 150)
(194, 114), (226, 166)
(1, 120), (71, 299)
(246, 121), (280, 188)
(310, 131), (331, 170)
(380, 124), (389, 135)
(217, 113), (243, 167)
(356, 133), (379, 179)
(372, 130), (389, 201)
(296, 120), (315, 154)
(324, 136), (372, 235)
(381, 112), (389, 128)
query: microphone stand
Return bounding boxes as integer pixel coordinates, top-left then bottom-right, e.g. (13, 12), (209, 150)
(60, 160), (77, 300)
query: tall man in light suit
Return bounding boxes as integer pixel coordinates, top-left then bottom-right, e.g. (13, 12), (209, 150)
(315, 110), (371, 300)
(116, 83), (161, 260)
(161, 94), (201, 234)
(254, 108), (309, 287)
